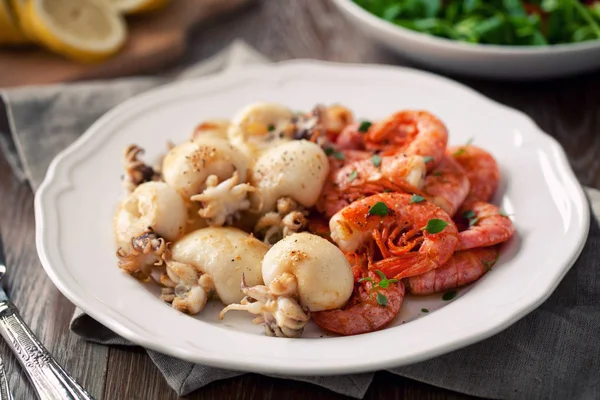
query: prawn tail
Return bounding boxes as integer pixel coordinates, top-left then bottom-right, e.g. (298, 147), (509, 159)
(370, 253), (437, 280)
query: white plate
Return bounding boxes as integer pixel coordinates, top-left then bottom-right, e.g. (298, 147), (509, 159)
(332, 0), (600, 80)
(35, 61), (589, 375)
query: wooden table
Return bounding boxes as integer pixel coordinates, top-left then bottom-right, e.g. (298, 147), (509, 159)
(1, 1), (599, 399)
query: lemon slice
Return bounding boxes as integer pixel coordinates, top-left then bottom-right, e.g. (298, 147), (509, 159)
(25, 0), (127, 63)
(0, 0), (30, 44)
(108, 0), (170, 15)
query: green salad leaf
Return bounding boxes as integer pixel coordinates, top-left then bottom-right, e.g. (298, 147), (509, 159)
(353, 0), (600, 46)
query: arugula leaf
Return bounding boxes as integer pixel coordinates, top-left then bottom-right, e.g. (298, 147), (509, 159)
(353, 0), (600, 46)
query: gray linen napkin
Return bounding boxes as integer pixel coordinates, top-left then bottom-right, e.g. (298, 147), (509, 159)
(2, 41), (599, 399)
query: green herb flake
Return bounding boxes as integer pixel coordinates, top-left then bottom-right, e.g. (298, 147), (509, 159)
(483, 260), (493, 271)
(421, 308), (429, 313)
(374, 270), (386, 280)
(462, 210), (476, 220)
(324, 147), (334, 156)
(358, 276), (373, 283)
(483, 254), (500, 272)
(384, 189), (392, 193)
(432, 171), (443, 176)
(442, 290), (457, 301)
(376, 293), (388, 307)
(468, 217), (480, 227)
(348, 170), (358, 182)
(371, 154), (382, 168)
(453, 138), (474, 156)
(368, 201), (389, 216)
(499, 210), (510, 217)
(333, 151), (345, 160)
(358, 120), (372, 133)
(421, 218), (448, 234)
(422, 156), (434, 163)
(410, 194), (426, 204)
(268, 124), (275, 132)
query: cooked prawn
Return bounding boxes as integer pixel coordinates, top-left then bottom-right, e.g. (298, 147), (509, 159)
(363, 110), (448, 171)
(317, 154), (426, 218)
(312, 266), (405, 336)
(335, 123), (365, 150)
(456, 202), (515, 250)
(329, 192), (458, 279)
(406, 246), (499, 295)
(448, 145), (500, 209)
(422, 155), (470, 217)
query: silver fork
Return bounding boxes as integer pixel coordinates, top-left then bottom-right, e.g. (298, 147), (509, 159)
(0, 354), (13, 400)
(0, 235), (94, 400)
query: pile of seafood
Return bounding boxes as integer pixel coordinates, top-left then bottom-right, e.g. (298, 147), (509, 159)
(113, 102), (515, 338)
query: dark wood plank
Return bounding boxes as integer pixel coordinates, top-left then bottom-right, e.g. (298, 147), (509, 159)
(0, 150), (109, 399)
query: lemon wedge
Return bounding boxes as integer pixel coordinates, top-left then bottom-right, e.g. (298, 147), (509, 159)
(108, 0), (170, 15)
(0, 0), (30, 44)
(25, 0), (127, 63)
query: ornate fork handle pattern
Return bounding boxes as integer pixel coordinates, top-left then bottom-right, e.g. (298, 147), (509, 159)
(0, 301), (93, 400)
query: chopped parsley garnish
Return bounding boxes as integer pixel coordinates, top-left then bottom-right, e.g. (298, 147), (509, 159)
(421, 308), (429, 313)
(376, 293), (388, 306)
(483, 254), (500, 271)
(421, 218), (448, 234)
(463, 210), (476, 219)
(453, 138), (474, 156)
(333, 151), (345, 160)
(359, 269), (399, 307)
(432, 171), (443, 176)
(268, 124), (275, 132)
(422, 156), (434, 163)
(499, 210), (510, 217)
(371, 154), (382, 168)
(410, 194), (426, 204)
(324, 147), (334, 156)
(462, 209), (479, 227)
(368, 201), (389, 216)
(442, 290), (457, 301)
(348, 170), (358, 182)
(358, 120), (372, 132)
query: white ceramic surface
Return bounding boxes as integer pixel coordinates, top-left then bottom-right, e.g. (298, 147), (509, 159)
(35, 61), (589, 375)
(332, 0), (600, 80)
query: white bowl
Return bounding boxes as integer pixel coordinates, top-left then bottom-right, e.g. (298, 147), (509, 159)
(332, 0), (600, 80)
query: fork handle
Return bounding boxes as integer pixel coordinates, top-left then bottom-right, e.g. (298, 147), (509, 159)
(0, 300), (93, 400)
